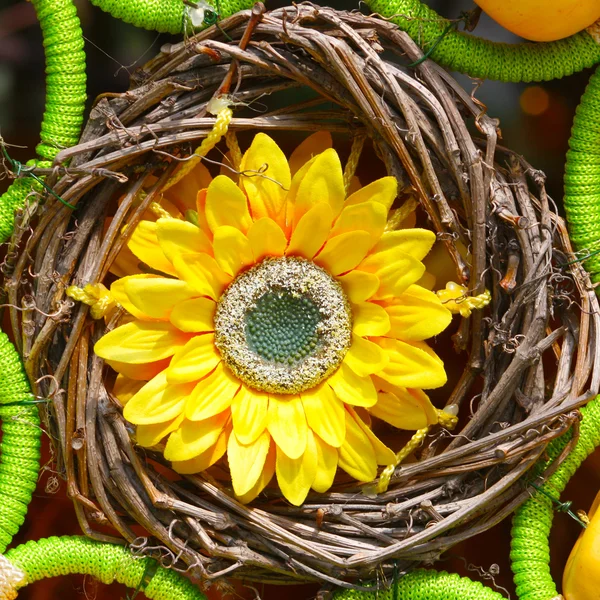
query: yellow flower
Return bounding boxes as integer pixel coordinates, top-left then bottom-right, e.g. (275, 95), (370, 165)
(95, 132), (453, 506)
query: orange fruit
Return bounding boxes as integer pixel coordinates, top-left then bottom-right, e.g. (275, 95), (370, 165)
(474, 0), (600, 41)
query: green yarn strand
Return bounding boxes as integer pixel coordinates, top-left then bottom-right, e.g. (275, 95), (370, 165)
(511, 398), (600, 600)
(0, 0), (86, 243)
(31, 0), (86, 160)
(364, 0), (600, 82)
(564, 68), (600, 282)
(332, 569), (504, 600)
(89, 0), (256, 34)
(5, 536), (207, 599)
(88, 0), (185, 34)
(0, 333), (41, 554)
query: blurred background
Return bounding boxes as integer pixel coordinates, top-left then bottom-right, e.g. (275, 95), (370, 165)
(1, 0), (599, 598)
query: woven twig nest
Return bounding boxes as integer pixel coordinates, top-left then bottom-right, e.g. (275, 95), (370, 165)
(6, 3), (600, 588)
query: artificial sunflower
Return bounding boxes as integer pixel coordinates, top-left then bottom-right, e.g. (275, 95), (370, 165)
(94, 132), (453, 506)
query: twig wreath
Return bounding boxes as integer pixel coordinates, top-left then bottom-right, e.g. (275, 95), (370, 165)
(6, 4), (600, 588)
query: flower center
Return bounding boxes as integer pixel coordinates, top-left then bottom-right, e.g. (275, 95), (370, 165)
(246, 293), (320, 365)
(214, 257), (352, 394)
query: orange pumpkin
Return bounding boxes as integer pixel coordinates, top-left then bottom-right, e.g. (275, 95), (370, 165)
(474, 0), (600, 42)
(563, 488), (600, 599)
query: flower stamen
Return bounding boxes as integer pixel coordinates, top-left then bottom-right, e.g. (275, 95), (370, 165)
(214, 257), (352, 394)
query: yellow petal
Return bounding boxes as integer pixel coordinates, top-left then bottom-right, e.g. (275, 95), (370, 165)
(136, 414), (185, 447)
(369, 388), (437, 430)
(127, 221), (176, 276)
(205, 175), (252, 233)
(230, 385), (269, 445)
(349, 407), (396, 465)
(172, 252), (231, 301)
(237, 441), (276, 504)
(328, 362), (377, 407)
(345, 176), (398, 212)
(337, 271), (380, 303)
(288, 131), (332, 176)
(284, 155), (318, 232)
(358, 248), (425, 299)
(163, 161), (212, 213)
(169, 297), (216, 333)
(164, 411), (229, 461)
(314, 231), (371, 276)
(195, 189), (213, 239)
(301, 384), (345, 448)
(106, 357), (171, 381)
(338, 409), (377, 481)
(239, 133), (291, 228)
(417, 271), (436, 291)
(384, 285), (452, 341)
(311, 434), (338, 493)
(352, 302), (390, 337)
(95, 321), (189, 364)
(286, 203), (333, 259)
(330, 201), (387, 247)
(375, 337), (447, 389)
(156, 217), (212, 260)
(212, 226), (254, 277)
(124, 277), (195, 320)
(275, 432), (318, 506)
(371, 229), (436, 262)
(228, 429), (271, 496)
(185, 362), (240, 421)
(342, 333), (388, 377)
(166, 334), (220, 383)
(373, 375), (438, 425)
(247, 217), (287, 262)
(292, 149), (345, 227)
(112, 375), (145, 405)
(111, 274), (162, 320)
(123, 371), (193, 425)
(171, 424), (229, 474)
(267, 395), (307, 459)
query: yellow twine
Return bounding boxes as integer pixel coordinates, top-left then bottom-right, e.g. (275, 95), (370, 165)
(0, 554), (26, 600)
(437, 281), (492, 318)
(377, 407), (459, 493)
(149, 201), (172, 219)
(577, 510), (591, 526)
(163, 96), (233, 192)
(343, 134), (365, 195)
(225, 130), (243, 172)
(385, 196), (419, 231)
(66, 283), (116, 320)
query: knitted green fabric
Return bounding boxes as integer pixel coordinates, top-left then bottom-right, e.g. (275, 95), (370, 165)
(365, 0), (600, 82)
(564, 68), (600, 282)
(90, 0), (255, 35)
(0, 333), (41, 554)
(6, 536), (207, 599)
(0, 178), (35, 244)
(511, 397), (600, 600)
(31, 0), (86, 161)
(332, 569), (504, 600)
(0, 0), (85, 244)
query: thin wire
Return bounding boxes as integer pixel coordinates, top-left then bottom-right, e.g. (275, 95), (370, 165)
(529, 481), (588, 529)
(1, 144), (76, 210)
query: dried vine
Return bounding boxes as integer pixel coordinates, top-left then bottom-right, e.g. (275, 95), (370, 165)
(4, 4), (600, 587)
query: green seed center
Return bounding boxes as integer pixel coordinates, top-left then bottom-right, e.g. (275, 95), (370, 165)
(245, 292), (320, 365)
